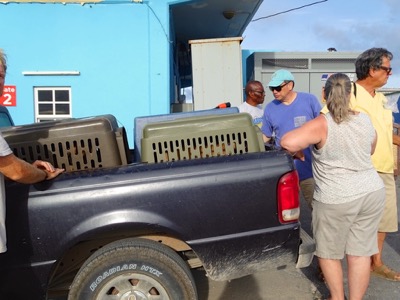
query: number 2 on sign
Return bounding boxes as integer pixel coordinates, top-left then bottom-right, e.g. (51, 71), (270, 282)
(2, 93), (12, 105)
(1, 85), (16, 106)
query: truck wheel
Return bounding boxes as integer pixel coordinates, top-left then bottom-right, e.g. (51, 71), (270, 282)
(68, 238), (197, 300)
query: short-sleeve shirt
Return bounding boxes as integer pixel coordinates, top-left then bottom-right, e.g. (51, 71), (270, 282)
(0, 133), (12, 253)
(350, 84), (393, 173)
(261, 92), (322, 181)
(238, 101), (263, 127)
(321, 83), (394, 173)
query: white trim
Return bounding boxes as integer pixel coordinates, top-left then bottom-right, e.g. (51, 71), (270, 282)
(22, 71), (80, 76)
(34, 87), (72, 122)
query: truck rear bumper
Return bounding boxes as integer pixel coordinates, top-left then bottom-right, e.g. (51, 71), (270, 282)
(296, 228), (315, 268)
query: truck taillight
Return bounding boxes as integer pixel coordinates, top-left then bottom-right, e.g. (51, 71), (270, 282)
(277, 171), (300, 223)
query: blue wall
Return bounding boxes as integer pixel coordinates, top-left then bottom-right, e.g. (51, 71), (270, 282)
(1, 0), (183, 147)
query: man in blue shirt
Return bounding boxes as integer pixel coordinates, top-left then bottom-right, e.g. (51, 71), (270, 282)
(261, 69), (321, 209)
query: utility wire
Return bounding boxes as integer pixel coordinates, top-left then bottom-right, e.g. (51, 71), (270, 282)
(252, 0), (328, 22)
(145, 3), (173, 43)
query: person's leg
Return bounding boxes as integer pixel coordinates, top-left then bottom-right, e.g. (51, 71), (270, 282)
(371, 231), (386, 267)
(347, 255), (370, 300)
(313, 200), (352, 291)
(371, 231), (400, 280)
(318, 257), (345, 300)
(371, 173), (400, 280)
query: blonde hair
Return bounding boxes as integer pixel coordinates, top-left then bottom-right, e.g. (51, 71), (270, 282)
(324, 73), (352, 124)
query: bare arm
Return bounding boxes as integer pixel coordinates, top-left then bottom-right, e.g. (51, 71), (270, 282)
(0, 154), (64, 184)
(280, 115), (327, 153)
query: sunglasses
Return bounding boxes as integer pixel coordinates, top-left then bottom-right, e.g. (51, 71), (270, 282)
(253, 90), (265, 95)
(269, 82), (289, 92)
(379, 66), (392, 74)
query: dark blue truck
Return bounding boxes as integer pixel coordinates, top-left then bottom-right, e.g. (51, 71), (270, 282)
(0, 109), (314, 299)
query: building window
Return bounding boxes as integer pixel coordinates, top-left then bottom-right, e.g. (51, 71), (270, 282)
(34, 87), (72, 122)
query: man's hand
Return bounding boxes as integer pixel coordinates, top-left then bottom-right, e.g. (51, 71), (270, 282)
(289, 150), (305, 161)
(33, 160), (65, 180)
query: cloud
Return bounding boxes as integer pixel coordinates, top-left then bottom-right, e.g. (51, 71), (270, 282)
(242, 0), (400, 87)
(311, 11), (400, 87)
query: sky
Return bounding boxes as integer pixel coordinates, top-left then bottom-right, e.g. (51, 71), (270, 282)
(241, 0), (400, 88)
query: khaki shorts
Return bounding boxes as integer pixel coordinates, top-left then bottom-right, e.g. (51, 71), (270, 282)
(378, 173), (398, 232)
(312, 188), (385, 259)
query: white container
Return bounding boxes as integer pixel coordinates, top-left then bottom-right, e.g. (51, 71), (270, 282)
(189, 37), (244, 111)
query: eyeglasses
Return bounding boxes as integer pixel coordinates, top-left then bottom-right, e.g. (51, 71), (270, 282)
(269, 82), (289, 92)
(252, 90), (265, 95)
(379, 66), (392, 74)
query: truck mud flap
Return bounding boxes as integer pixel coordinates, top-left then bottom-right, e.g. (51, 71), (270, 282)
(296, 228), (315, 268)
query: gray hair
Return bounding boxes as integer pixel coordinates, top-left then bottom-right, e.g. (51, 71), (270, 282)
(355, 48), (393, 80)
(0, 49), (6, 73)
(324, 73), (352, 124)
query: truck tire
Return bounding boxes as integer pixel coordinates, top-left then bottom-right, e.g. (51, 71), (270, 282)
(68, 238), (197, 300)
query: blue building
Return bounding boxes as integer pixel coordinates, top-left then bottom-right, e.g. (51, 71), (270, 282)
(0, 0), (263, 147)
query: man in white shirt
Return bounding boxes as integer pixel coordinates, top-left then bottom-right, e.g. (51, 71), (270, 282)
(0, 49), (64, 253)
(238, 80), (265, 127)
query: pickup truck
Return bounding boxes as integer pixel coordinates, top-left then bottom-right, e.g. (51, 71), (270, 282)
(0, 108), (314, 299)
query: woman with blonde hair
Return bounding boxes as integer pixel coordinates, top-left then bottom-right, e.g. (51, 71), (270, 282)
(281, 73), (385, 300)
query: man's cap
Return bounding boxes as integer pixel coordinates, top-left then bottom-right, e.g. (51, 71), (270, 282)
(268, 69), (295, 87)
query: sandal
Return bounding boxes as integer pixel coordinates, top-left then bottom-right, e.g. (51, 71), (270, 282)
(371, 264), (400, 281)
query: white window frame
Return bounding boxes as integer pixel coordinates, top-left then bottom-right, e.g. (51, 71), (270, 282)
(34, 87), (72, 122)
